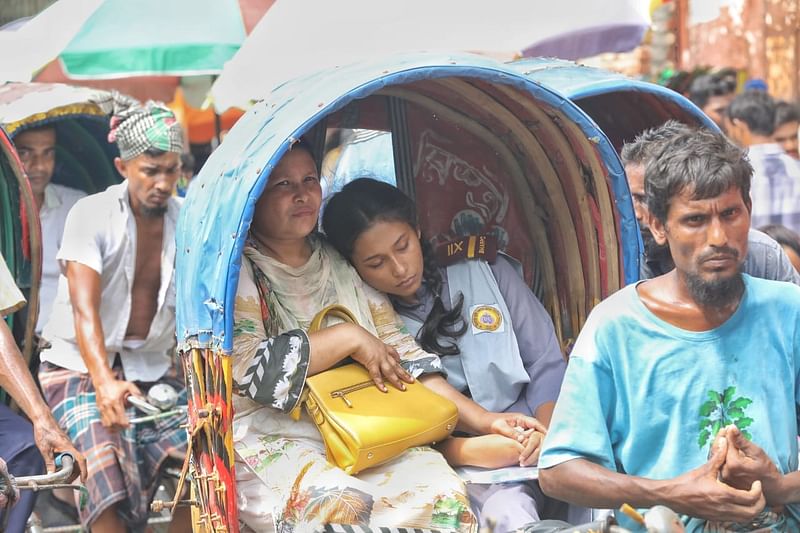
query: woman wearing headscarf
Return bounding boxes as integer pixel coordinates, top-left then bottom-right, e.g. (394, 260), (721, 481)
(232, 143), (541, 532)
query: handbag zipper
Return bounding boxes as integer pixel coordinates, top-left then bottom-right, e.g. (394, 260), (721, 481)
(330, 380), (375, 407)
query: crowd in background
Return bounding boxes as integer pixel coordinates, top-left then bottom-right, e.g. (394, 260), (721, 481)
(663, 68), (800, 270)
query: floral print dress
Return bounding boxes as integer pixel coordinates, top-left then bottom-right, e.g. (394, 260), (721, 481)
(231, 239), (476, 533)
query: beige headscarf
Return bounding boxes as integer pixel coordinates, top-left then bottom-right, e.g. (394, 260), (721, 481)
(243, 235), (376, 336)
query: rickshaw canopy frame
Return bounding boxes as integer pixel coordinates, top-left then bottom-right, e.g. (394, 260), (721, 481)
(176, 52), (641, 353)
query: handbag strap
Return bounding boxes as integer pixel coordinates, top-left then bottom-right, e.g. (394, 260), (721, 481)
(292, 304), (358, 421)
(308, 304), (358, 333)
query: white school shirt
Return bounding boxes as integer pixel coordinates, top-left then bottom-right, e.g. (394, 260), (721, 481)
(37, 183), (86, 333)
(41, 182), (180, 382)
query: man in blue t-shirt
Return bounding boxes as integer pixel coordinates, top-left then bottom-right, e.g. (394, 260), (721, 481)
(539, 129), (800, 531)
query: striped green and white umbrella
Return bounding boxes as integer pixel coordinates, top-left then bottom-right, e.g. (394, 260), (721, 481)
(0, 0), (248, 82)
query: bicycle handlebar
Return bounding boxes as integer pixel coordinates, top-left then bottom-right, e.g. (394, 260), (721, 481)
(127, 394), (161, 416)
(127, 389), (186, 425)
(14, 453), (75, 489)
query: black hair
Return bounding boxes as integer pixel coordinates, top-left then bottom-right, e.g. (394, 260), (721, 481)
(620, 120), (694, 167)
(278, 138), (316, 170)
(143, 146), (169, 158)
(726, 90), (777, 136)
(289, 137), (313, 153)
(688, 73), (736, 108)
(774, 101), (800, 129)
(180, 152), (196, 174)
(759, 224), (800, 260)
(645, 129), (752, 224)
(322, 178), (467, 356)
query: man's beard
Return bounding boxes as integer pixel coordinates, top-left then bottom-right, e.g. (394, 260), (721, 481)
(141, 204), (168, 217)
(685, 264), (744, 308)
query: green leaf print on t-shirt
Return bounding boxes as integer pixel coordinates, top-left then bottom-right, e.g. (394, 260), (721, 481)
(698, 386), (753, 448)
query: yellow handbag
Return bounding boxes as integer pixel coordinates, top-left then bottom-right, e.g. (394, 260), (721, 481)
(299, 304), (459, 475)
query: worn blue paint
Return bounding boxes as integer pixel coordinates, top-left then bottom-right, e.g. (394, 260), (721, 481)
(176, 52), (641, 350)
(508, 57), (716, 130)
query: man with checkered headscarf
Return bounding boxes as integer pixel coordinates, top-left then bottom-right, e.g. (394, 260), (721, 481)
(38, 94), (191, 533)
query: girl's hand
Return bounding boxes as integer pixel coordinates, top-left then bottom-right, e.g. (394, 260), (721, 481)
(519, 429), (545, 466)
(441, 434), (525, 469)
(474, 434), (526, 468)
(350, 326), (415, 392)
(484, 412), (547, 440)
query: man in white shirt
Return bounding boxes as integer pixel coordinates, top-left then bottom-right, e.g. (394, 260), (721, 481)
(13, 126), (86, 333)
(725, 91), (800, 234)
(38, 98), (190, 533)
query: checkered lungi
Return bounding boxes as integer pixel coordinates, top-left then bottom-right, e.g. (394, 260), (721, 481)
(39, 360), (188, 530)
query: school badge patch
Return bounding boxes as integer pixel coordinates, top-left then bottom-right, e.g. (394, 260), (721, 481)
(470, 304), (504, 334)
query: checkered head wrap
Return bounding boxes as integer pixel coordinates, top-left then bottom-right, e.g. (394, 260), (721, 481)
(92, 91), (184, 160)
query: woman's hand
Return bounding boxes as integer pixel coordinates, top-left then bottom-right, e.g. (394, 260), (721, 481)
(350, 326), (415, 392)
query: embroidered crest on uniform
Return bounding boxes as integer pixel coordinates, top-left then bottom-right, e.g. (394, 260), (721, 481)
(470, 304), (504, 334)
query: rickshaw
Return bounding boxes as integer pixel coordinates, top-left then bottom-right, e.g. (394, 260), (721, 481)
(0, 122), (41, 381)
(175, 51), (642, 532)
(0, 82), (122, 366)
(0, 83), (122, 196)
(0, 97), (83, 533)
